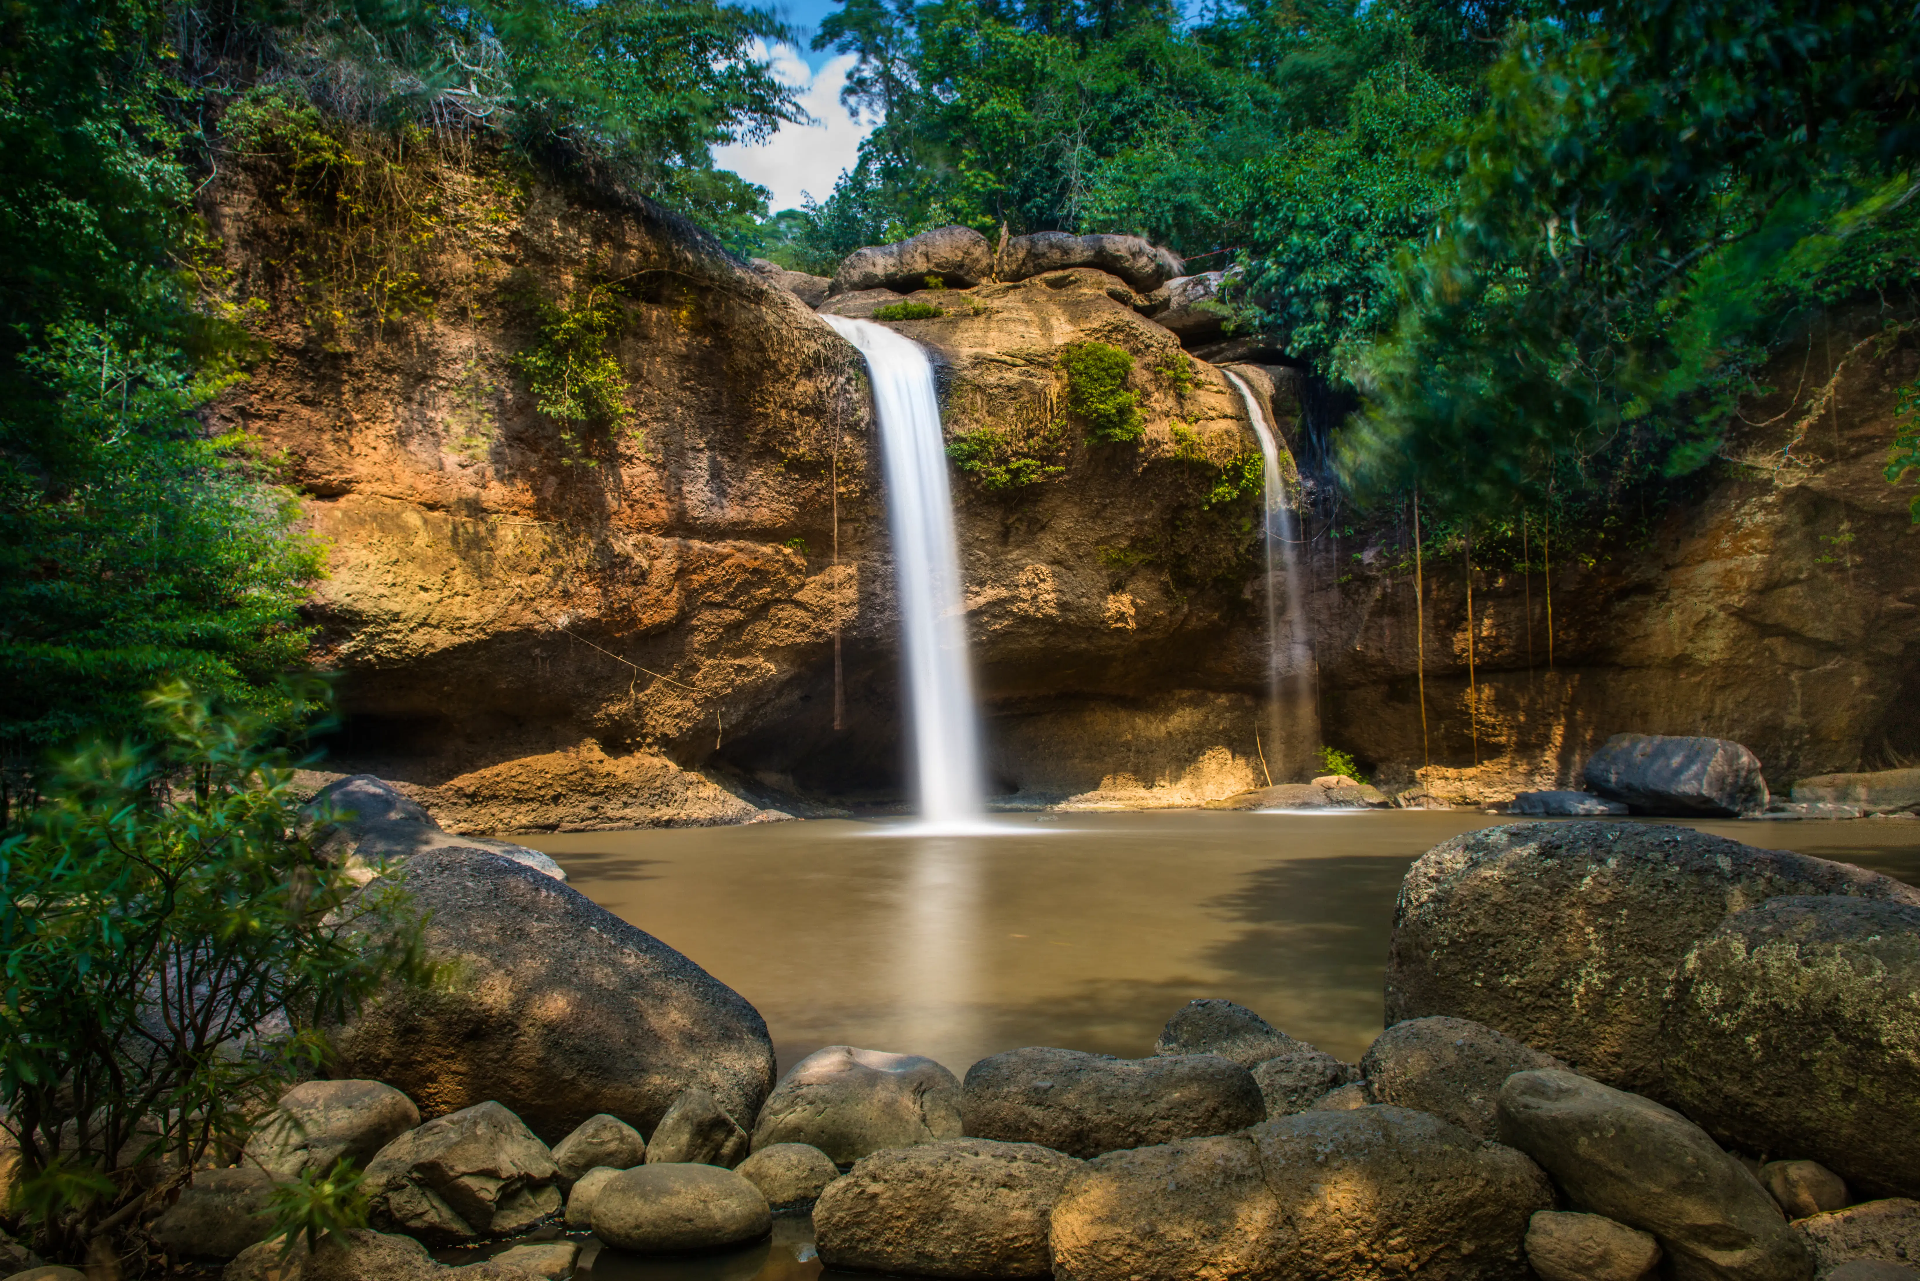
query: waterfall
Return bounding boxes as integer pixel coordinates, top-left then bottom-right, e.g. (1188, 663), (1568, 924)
(1224, 369), (1319, 780)
(823, 315), (987, 826)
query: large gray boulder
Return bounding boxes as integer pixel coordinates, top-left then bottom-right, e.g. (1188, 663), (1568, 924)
(1385, 822), (1920, 1094)
(1361, 1016), (1564, 1139)
(733, 1143), (839, 1209)
(1496, 1069), (1811, 1281)
(1665, 896), (1920, 1198)
(1793, 1200), (1920, 1278)
(1050, 1106), (1551, 1281)
(305, 775), (565, 881)
(1792, 769), (1920, 816)
(550, 1114), (644, 1189)
(749, 1045), (962, 1164)
(645, 1086), (748, 1168)
(1250, 1045), (1357, 1117)
(814, 1139), (1079, 1278)
(996, 232), (1184, 292)
(1583, 734), (1770, 816)
(362, 1100), (561, 1244)
(961, 1047), (1264, 1159)
(150, 1168), (278, 1260)
(1148, 272), (1226, 340)
(331, 847), (776, 1144)
(590, 1164), (770, 1253)
(1153, 998), (1304, 1068)
(830, 226), (993, 294)
(244, 1079), (421, 1181)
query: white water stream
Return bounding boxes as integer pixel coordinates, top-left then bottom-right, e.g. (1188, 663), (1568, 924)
(823, 315), (988, 827)
(1225, 369), (1319, 778)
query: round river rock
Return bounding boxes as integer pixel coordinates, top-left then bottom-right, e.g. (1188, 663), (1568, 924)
(962, 1046), (1263, 1158)
(591, 1164), (771, 1254)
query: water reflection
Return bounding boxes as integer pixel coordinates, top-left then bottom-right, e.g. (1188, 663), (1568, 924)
(893, 838), (981, 1069)
(582, 1217), (849, 1281)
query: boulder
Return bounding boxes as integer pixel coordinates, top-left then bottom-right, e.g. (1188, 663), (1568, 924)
(1794, 1200), (1920, 1278)
(1666, 896), (1920, 1198)
(749, 1045), (962, 1164)
(748, 259), (831, 309)
(1525, 1210), (1663, 1281)
(1792, 769), (1920, 816)
(1767, 1161), (1852, 1219)
(1583, 733), (1770, 816)
(1511, 789), (1630, 816)
(961, 1047), (1264, 1159)
(1249, 1046), (1356, 1117)
(1385, 821), (1920, 1093)
(590, 1164), (771, 1254)
(814, 287), (907, 318)
(550, 1114), (644, 1189)
(1361, 1015), (1564, 1139)
(305, 775), (566, 882)
(245, 1080), (421, 1181)
(1308, 1081), (1373, 1111)
(1496, 1069), (1811, 1281)
(644, 1086), (748, 1168)
(564, 1166), (620, 1229)
(224, 1229), (529, 1281)
(814, 1139), (1079, 1278)
(733, 1143), (839, 1209)
(1050, 1105), (1551, 1281)
(150, 1168), (278, 1260)
(363, 1100), (561, 1244)
(830, 227), (994, 295)
(1153, 999), (1303, 1068)
(996, 232), (1183, 292)
(489, 1243), (576, 1281)
(1149, 272), (1225, 340)
(331, 847), (776, 1143)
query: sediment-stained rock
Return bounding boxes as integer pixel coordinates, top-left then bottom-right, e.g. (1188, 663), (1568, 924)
(961, 1047), (1264, 1158)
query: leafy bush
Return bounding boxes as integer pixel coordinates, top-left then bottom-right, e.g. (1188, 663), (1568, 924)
(1316, 744), (1369, 784)
(1204, 453), (1265, 508)
(0, 686), (425, 1260)
(512, 286), (639, 467)
(1058, 342), (1144, 444)
(872, 301), (946, 321)
(948, 428), (1065, 491)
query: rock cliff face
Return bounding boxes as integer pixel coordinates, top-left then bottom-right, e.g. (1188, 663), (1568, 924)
(203, 141), (1919, 825)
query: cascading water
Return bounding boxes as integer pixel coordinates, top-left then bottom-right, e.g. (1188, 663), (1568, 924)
(822, 314), (987, 826)
(1224, 369), (1319, 779)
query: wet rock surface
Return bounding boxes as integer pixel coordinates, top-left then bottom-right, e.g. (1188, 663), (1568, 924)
(644, 1086), (748, 1168)
(750, 1045), (962, 1164)
(1525, 1210), (1663, 1281)
(331, 847), (776, 1144)
(1385, 821), (1920, 1093)
(1049, 1105), (1551, 1281)
(550, 1114), (644, 1189)
(363, 1100), (562, 1244)
(961, 1046), (1264, 1158)
(1361, 1015), (1564, 1139)
(1152, 998), (1304, 1067)
(1794, 1200), (1920, 1278)
(1583, 733), (1770, 816)
(590, 1164), (771, 1254)
(1665, 895), (1920, 1198)
(245, 1079), (422, 1181)
(814, 1138), (1079, 1278)
(1497, 1069), (1811, 1281)
(733, 1142), (839, 1209)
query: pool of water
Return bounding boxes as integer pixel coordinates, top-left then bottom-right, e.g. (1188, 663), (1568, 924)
(506, 811), (1918, 1281)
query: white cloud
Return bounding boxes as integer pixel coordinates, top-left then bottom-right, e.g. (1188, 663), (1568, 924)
(713, 45), (872, 213)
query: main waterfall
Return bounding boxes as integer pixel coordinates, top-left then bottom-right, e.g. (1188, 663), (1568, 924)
(1224, 370), (1319, 778)
(823, 315), (988, 826)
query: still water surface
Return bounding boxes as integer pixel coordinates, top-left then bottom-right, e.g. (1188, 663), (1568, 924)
(511, 811), (1920, 1281)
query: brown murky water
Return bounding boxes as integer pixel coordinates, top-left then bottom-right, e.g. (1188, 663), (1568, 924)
(510, 811), (1920, 1281)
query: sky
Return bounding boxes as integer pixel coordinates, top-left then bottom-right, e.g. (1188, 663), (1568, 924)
(711, 11), (875, 214)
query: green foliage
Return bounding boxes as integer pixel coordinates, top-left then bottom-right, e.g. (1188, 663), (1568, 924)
(1316, 744), (1368, 783)
(268, 1158), (371, 1254)
(872, 301), (947, 321)
(1155, 352), (1195, 394)
(1168, 422), (1208, 463)
(1891, 378), (1920, 523)
(0, 687), (425, 1256)
(1058, 342), (1143, 444)
(781, 536), (810, 554)
(512, 285), (638, 467)
(948, 427), (1066, 490)
(1204, 452), (1265, 507)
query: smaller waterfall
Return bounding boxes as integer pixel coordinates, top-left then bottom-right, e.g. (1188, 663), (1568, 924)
(1225, 370), (1319, 779)
(822, 314), (987, 826)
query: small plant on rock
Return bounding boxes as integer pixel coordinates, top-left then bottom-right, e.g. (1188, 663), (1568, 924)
(1058, 342), (1144, 444)
(872, 301), (946, 321)
(1316, 744), (1369, 784)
